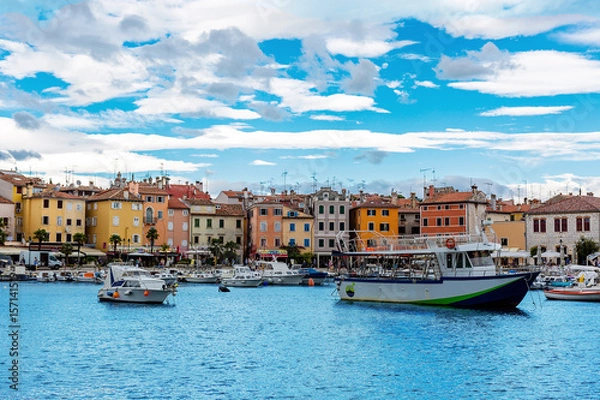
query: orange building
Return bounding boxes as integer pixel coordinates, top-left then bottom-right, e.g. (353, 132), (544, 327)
(349, 196), (400, 250)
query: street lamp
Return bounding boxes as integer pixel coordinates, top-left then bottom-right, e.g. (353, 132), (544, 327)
(559, 239), (564, 267)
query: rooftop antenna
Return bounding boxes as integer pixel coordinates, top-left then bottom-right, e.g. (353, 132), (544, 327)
(485, 182), (493, 195)
(282, 170), (288, 192)
(311, 173), (317, 192)
(420, 167), (433, 197)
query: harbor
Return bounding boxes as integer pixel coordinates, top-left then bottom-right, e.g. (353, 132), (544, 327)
(1, 280), (599, 399)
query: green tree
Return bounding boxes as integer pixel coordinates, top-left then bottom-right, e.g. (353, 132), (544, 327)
(73, 232), (87, 266)
(109, 234), (122, 255)
(146, 227), (159, 253)
(575, 236), (599, 265)
(222, 241), (240, 265)
(61, 242), (73, 266)
(280, 243), (301, 264)
(208, 238), (224, 265)
(33, 228), (48, 250)
(0, 218), (6, 246)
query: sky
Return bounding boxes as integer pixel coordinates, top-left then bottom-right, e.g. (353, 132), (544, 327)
(2, 1), (600, 202)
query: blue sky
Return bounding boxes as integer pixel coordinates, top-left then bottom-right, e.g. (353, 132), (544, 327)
(2, 1), (600, 201)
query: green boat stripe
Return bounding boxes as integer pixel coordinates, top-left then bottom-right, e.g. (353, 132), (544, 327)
(412, 280), (515, 305)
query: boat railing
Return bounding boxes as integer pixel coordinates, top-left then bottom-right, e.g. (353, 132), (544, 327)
(334, 231), (495, 253)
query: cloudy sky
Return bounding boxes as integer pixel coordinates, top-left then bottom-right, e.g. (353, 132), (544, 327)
(2, 0), (600, 201)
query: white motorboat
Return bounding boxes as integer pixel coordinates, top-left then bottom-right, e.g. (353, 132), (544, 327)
(98, 263), (177, 304)
(185, 271), (220, 284)
(151, 271), (178, 287)
(36, 270), (56, 282)
(75, 270), (103, 283)
(544, 267), (600, 301)
(221, 265), (263, 288)
(257, 260), (304, 285)
(333, 227), (538, 308)
(55, 270), (74, 282)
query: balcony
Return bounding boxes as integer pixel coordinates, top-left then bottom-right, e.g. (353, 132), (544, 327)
(143, 217), (156, 225)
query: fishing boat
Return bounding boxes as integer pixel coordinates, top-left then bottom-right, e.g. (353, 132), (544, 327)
(98, 262), (177, 304)
(332, 228), (538, 309)
(184, 271), (220, 284)
(221, 265), (263, 288)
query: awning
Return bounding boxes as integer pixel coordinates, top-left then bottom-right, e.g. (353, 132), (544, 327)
(541, 251), (561, 258)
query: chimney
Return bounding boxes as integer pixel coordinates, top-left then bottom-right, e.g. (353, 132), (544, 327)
(428, 185), (435, 198)
(410, 192), (417, 208)
(491, 194), (497, 210)
(471, 184), (478, 193)
(270, 187), (276, 196)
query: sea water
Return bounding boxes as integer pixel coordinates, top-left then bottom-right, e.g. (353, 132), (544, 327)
(1, 281), (598, 399)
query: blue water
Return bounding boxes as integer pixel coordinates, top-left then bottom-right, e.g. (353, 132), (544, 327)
(1, 282), (599, 399)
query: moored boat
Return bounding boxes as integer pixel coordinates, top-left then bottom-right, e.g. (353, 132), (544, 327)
(332, 228), (538, 309)
(257, 260), (304, 285)
(75, 270), (103, 283)
(544, 267), (600, 301)
(221, 265), (263, 288)
(296, 267), (329, 286)
(98, 262), (177, 304)
(184, 271), (220, 284)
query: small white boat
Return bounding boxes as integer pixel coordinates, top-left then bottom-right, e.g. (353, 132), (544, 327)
(36, 271), (57, 282)
(185, 271), (219, 284)
(75, 270), (103, 283)
(221, 265), (263, 288)
(544, 267), (600, 301)
(258, 260), (304, 285)
(151, 271), (178, 287)
(98, 263), (177, 304)
(55, 271), (74, 282)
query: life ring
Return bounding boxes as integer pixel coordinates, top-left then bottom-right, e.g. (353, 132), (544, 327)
(446, 238), (456, 249)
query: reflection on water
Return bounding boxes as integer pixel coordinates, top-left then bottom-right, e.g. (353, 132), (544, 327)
(1, 282), (598, 399)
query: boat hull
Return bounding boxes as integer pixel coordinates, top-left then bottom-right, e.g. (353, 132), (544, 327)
(221, 278), (263, 287)
(544, 287), (600, 302)
(262, 275), (304, 285)
(185, 276), (219, 284)
(98, 288), (173, 304)
(335, 272), (537, 308)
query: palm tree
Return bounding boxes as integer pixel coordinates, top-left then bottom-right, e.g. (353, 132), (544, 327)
(0, 218), (6, 246)
(73, 232), (87, 266)
(33, 228), (48, 250)
(223, 241), (240, 265)
(61, 243), (73, 267)
(109, 234), (122, 255)
(208, 238), (224, 265)
(146, 227), (159, 253)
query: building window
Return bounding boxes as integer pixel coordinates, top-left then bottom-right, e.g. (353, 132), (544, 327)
(168, 222), (173, 231)
(554, 218), (567, 232)
(206, 219), (212, 228)
(328, 239), (335, 248)
(382, 209), (389, 216)
(304, 223), (310, 232)
(76, 219), (82, 226)
(423, 218), (428, 227)
(533, 218), (546, 233)
(42, 216), (49, 225)
(339, 222), (345, 231)
(260, 222), (267, 232)
(329, 222), (335, 231)
(290, 223), (296, 232)
(219, 219), (225, 228)
(437, 206), (441, 210)
(57, 200), (63, 209)
(380, 223), (389, 232)
(168, 209), (174, 216)
(319, 205), (324, 214)
(194, 218), (200, 228)
(400, 214), (406, 221)
(236, 220), (242, 229)
(274, 222), (281, 232)
(274, 238), (281, 247)
(329, 205), (335, 214)
(368, 222), (374, 231)
(57, 216), (63, 226)
(339, 205), (345, 214)
(436, 218), (442, 226)
(146, 196), (153, 202)
(444, 217), (450, 226)
(112, 216), (119, 226)
(445, 205), (450, 210)
(304, 239), (310, 247)
(157, 196), (164, 203)
(318, 239), (325, 248)
(289, 239), (296, 246)
(56, 232), (62, 242)
(183, 210), (188, 216)
(157, 210), (163, 220)
(132, 234), (140, 244)
(274, 209), (282, 216)
(319, 222), (324, 231)
(458, 217), (464, 226)
(577, 217), (591, 232)
(367, 209), (376, 216)
(66, 234), (71, 242)
(501, 238), (509, 246)
(182, 222), (188, 231)
(111, 202), (121, 209)
(260, 208), (268, 216)
(43, 199), (49, 208)
(66, 218), (72, 226)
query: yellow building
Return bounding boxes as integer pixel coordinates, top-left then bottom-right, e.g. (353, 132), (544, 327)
(0, 171), (45, 242)
(86, 188), (144, 253)
(349, 197), (400, 250)
(22, 186), (86, 244)
(282, 206), (314, 256)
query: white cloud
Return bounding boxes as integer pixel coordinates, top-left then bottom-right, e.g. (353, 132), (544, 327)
(444, 47), (600, 97)
(556, 26), (600, 46)
(480, 106), (574, 117)
(326, 38), (416, 58)
(309, 115), (345, 121)
(414, 80), (439, 89)
(250, 159), (276, 166)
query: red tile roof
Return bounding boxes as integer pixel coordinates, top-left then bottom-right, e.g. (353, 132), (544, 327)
(421, 190), (486, 205)
(216, 203), (244, 216)
(167, 184), (210, 200)
(88, 189), (143, 202)
(526, 195), (600, 214)
(168, 197), (189, 210)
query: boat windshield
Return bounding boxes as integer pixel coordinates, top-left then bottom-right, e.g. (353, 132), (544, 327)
(467, 251), (493, 267)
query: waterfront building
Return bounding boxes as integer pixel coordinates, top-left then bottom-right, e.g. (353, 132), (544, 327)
(247, 198), (285, 260)
(486, 195), (532, 252)
(281, 205), (314, 261)
(86, 187), (144, 253)
(128, 177), (170, 251)
(166, 197), (190, 253)
(22, 185), (86, 244)
(0, 195), (13, 242)
(309, 186), (350, 267)
(397, 192), (421, 236)
(420, 185), (488, 236)
(524, 193), (600, 264)
(0, 170), (45, 242)
(186, 198), (244, 264)
(349, 193), (400, 251)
